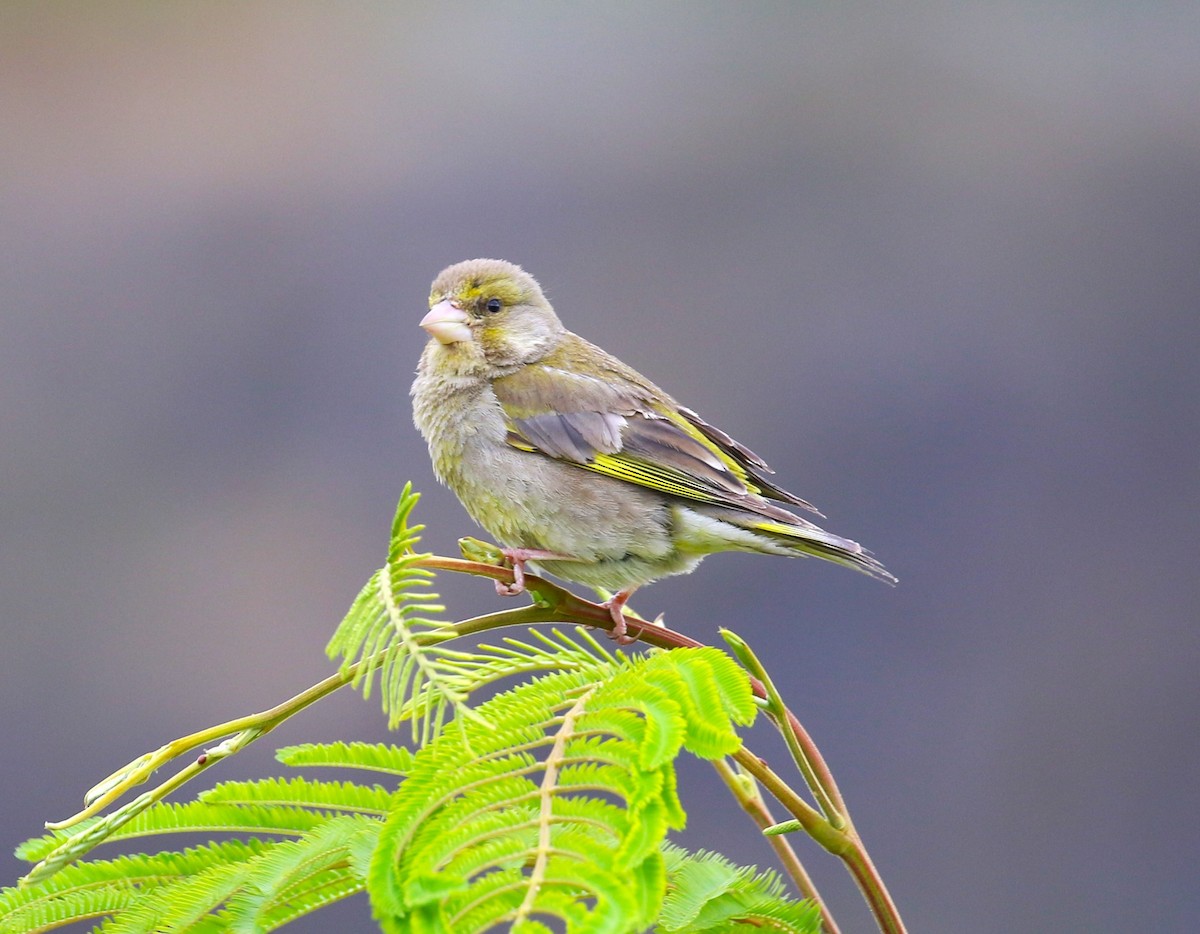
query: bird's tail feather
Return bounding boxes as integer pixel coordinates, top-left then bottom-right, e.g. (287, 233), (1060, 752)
(752, 519), (898, 584)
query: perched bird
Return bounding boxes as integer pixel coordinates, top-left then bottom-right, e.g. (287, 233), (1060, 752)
(411, 258), (894, 641)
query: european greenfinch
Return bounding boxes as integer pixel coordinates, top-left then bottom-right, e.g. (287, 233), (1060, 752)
(412, 258), (894, 641)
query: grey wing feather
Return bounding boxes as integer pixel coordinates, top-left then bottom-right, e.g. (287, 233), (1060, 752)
(619, 414), (751, 498)
(511, 411), (626, 463)
(509, 408), (806, 525)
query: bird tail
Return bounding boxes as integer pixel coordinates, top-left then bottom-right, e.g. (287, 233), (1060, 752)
(750, 517), (898, 584)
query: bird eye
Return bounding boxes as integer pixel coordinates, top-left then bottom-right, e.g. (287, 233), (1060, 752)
(485, 298), (503, 314)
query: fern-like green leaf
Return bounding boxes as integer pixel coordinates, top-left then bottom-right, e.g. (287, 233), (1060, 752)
(200, 776), (393, 816)
(275, 741), (415, 776)
(17, 801), (327, 863)
(656, 845), (821, 933)
(7, 816), (382, 933)
(368, 647), (756, 934)
(0, 840), (266, 933)
(218, 814), (379, 932)
(325, 483), (475, 743)
(98, 854), (262, 934)
(398, 627), (619, 724)
(635, 650), (755, 760)
(3, 886), (141, 933)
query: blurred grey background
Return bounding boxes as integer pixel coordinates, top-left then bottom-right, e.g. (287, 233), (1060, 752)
(3, 3), (1198, 931)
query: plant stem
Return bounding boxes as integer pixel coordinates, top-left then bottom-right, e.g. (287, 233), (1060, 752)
(841, 843), (906, 934)
(722, 631), (844, 826)
(731, 748), (905, 934)
(711, 757), (840, 934)
(730, 748), (846, 854)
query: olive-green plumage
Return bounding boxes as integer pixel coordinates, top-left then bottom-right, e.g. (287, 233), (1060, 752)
(411, 259), (894, 631)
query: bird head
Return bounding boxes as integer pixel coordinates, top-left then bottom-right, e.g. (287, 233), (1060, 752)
(421, 259), (564, 373)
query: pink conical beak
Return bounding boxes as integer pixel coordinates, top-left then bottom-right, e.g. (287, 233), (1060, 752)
(420, 300), (471, 345)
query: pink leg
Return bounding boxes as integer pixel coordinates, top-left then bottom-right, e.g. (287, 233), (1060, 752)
(493, 550), (641, 647)
(603, 588), (638, 645)
(495, 547), (577, 597)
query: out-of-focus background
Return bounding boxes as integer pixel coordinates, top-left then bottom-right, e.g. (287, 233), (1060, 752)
(3, 4), (1197, 931)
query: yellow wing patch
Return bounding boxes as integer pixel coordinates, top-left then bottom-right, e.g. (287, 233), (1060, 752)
(658, 408), (765, 496)
(505, 406), (781, 508)
(582, 452), (735, 505)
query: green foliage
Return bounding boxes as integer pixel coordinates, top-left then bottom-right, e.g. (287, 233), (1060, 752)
(4, 748), (390, 932)
(199, 775), (394, 816)
(324, 482), (470, 742)
(1, 640), (803, 933)
(657, 845), (821, 933)
(17, 800), (328, 864)
(1, 643), (794, 933)
(0, 842), (266, 933)
(212, 815), (378, 932)
(368, 646), (756, 933)
(274, 741), (415, 776)
(395, 626), (620, 726)
(2, 490), (830, 933)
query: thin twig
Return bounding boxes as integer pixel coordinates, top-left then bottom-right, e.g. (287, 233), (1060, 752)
(711, 757), (841, 934)
(731, 748), (905, 934)
(722, 630), (844, 826)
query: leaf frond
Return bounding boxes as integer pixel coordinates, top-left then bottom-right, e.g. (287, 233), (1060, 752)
(275, 741), (415, 776)
(0, 840), (266, 933)
(8, 817), (383, 933)
(18, 801), (327, 863)
(368, 646), (756, 933)
(657, 845), (821, 933)
(399, 626), (621, 724)
(324, 483), (472, 743)
(199, 776), (393, 817)
(98, 852), (261, 934)
(219, 815), (379, 931)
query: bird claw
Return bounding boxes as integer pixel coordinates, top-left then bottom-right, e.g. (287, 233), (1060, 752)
(494, 547), (576, 598)
(494, 552), (527, 596)
(494, 579), (524, 597)
(491, 554), (648, 646)
(601, 589), (642, 645)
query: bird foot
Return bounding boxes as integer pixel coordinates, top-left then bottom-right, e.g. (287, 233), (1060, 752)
(602, 589), (640, 645)
(494, 566), (525, 597)
(494, 547), (576, 597)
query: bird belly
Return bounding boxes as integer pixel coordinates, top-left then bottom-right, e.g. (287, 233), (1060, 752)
(460, 448), (685, 585)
